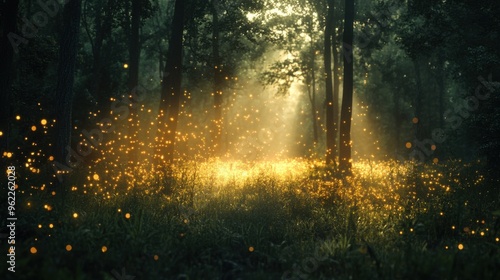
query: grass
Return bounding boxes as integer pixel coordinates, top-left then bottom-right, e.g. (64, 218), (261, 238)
(2, 159), (500, 279)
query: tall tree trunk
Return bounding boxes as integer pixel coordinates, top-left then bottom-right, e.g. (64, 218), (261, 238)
(88, 0), (114, 108)
(332, 38), (340, 160)
(156, 0), (184, 166)
(88, 1), (103, 103)
(307, 25), (318, 146)
(393, 89), (401, 156)
(413, 59), (423, 140)
(339, 0), (354, 172)
(436, 54), (445, 129)
(311, 69), (318, 145)
(54, 0), (82, 181)
(128, 0), (141, 165)
(324, 0), (336, 165)
(306, 76), (318, 146)
(0, 0), (19, 159)
(211, 0), (223, 156)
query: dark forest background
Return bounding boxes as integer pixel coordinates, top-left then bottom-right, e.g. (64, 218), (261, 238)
(1, 0), (499, 174)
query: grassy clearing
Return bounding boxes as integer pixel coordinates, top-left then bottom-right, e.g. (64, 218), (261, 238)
(2, 159), (500, 279)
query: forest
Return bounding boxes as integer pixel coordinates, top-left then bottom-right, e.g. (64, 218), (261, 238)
(1, 0), (500, 279)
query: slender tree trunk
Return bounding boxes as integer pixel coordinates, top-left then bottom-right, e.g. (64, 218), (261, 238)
(393, 89), (401, 155)
(89, 2), (103, 103)
(211, 0), (223, 156)
(332, 39), (340, 159)
(413, 59), (423, 140)
(324, 0), (336, 165)
(89, 0), (114, 108)
(436, 54), (445, 129)
(0, 0), (19, 159)
(156, 0), (184, 166)
(339, 0), (354, 172)
(308, 32), (318, 145)
(306, 80), (318, 146)
(128, 0), (142, 165)
(54, 0), (82, 180)
(311, 73), (318, 145)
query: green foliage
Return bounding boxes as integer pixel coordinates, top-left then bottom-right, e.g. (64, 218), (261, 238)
(397, 0), (500, 168)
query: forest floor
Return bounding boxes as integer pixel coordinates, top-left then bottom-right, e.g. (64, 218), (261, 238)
(2, 159), (500, 279)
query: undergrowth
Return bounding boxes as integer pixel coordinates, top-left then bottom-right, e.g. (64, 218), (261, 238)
(2, 159), (500, 279)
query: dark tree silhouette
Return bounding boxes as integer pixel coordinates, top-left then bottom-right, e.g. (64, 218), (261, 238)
(324, 0), (336, 165)
(54, 0), (82, 171)
(0, 0), (19, 160)
(128, 0), (142, 164)
(156, 0), (185, 165)
(332, 30), (341, 161)
(211, 0), (224, 156)
(339, 0), (354, 172)
(413, 59), (424, 141)
(83, 0), (115, 109)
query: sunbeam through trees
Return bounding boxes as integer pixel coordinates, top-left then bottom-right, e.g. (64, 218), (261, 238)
(1, 0), (500, 279)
